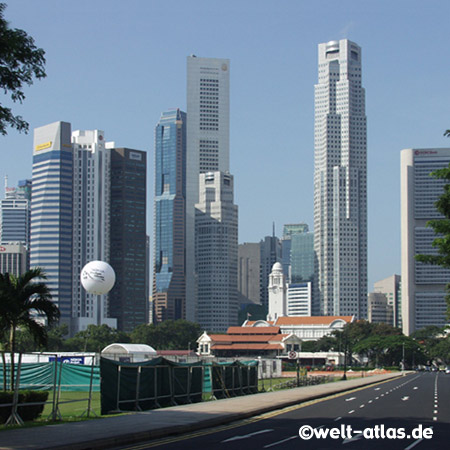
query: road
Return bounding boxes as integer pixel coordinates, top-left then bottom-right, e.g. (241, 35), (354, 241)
(115, 372), (450, 450)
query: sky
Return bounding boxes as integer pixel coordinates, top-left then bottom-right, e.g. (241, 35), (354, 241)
(1, 0), (450, 291)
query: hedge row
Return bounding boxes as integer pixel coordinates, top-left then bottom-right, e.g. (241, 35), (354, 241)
(0, 391), (49, 423)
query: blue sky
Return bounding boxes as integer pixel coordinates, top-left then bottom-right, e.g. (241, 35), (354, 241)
(1, 0), (450, 290)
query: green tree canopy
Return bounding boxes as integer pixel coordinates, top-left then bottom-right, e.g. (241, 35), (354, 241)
(0, 2), (46, 135)
(64, 324), (130, 353)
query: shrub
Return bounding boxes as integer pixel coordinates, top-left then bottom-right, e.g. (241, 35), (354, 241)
(0, 390), (49, 423)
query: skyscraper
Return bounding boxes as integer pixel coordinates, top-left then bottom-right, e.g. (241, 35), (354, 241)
(109, 147), (147, 332)
(260, 234), (282, 312)
(401, 148), (450, 335)
(153, 109), (187, 323)
(1, 179), (31, 255)
(195, 171), (238, 332)
(314, 39), (367, 318)
(71, 130), (116, 332)
(31, 121), (73, 325)
(186, 55), (230, 322)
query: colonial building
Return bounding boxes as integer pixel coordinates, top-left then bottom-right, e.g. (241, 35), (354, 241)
(197, 326), (301, 358)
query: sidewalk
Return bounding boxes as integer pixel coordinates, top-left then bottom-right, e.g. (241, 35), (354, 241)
(0, 372), (405, 450)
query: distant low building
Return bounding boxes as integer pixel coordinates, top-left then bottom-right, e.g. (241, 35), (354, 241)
(197, 326), (301, 358)
(368, 292), (394, 325)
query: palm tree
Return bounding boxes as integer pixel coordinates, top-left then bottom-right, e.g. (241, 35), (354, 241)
(0, 268), (60, 390)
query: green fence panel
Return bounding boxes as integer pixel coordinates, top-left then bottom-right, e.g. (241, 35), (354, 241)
(211, 361), (258, 398)
(100, 357), (203, 415)
(0, 362), (100, 392)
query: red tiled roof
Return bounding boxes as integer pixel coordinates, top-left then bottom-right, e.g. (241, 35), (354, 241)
(157, 350), (195, 356)
(226, 326), (280, 335)
(245, 320), (274, 326)
(209, 333), (290, 344)
(274, 316), (354, 326)
(212, 343), (283, 350)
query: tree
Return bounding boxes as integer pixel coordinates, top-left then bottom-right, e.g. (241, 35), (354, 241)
(64, 324), (130, 353)
(0, 3), (46, 135)
(0, 268), (59, 389)
(415, 131), (450, 320)
(131, 320), (202, 350)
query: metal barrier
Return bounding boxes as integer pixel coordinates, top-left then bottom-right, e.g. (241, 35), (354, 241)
(111, 363), (204, 413)
(0, 352), (98, 425)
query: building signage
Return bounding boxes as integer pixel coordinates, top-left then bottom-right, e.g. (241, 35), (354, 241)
(35, 141), (52, 151)
(48, 356), (85, 364)
(0, 246), (6, 252)
(129, 151), (142, 161)
(415, 150), (438, 156)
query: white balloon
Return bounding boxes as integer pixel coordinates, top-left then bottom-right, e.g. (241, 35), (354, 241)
(80, 261), (116, 295)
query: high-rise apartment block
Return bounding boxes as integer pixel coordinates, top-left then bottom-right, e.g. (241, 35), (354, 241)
(186, 55), (230, 322)
(195, 171), (238, 332)
(401, 148), (450, 335)
(31, 121), (74, 325)
(153, 109), (187, 322)
(314, 39), (367, 318)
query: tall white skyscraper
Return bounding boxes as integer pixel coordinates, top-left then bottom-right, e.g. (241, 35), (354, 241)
(313, 39), (367, 318)
(186, 55), (230, 321)
(71, 130), (116, 332)
(401, 148), (450, 335)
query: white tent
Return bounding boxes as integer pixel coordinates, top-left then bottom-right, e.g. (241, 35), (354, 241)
(101, 343), (157, 362)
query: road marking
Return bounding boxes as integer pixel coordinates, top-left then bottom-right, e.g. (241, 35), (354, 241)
(342, 431), (363, 445)
(263, 435), (297, 448)
(368, 400), (373, 403)
(359, 404), (365, 408)
(433, 417), (437, 421)
(434, 410), (438, 414)
(222, 429), (274, 443)
(401, 396), (409, 401)
(348, 410), (355, 414)
(345, 397), (356, 402)
(334, 417), (342, 422)
(376, 396), (379, 400)
(405, 437), (425, 450)
(413, 386), (418, 390)
(374, 387), (381, 391)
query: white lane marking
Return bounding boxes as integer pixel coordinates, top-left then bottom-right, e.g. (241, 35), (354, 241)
(345, 397), (356, 402)
(342, 431), (364, 445)
(368, 400), (373, 403)
(413, 386), (418, 390)
(263, 435), (297, 448)
(376, 397), (379, 400)
(433, 417), (437, 421)
(334, 417), (342, 422)
(222, 429), (274, 442)
(374, 387), (381, 391)
(434, 410), (438, 414)
(360, 404), (365, 408)
(401, 396), (409, 401)
(348, 410), (355, 414)
(405, 437), (425, 450)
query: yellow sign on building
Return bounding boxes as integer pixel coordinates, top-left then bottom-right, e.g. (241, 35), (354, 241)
(35, 141), (52, 151)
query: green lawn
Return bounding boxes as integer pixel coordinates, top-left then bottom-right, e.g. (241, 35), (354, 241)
(40, 391), (101, 421)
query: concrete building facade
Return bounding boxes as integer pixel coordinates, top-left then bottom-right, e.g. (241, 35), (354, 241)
(195, 171), (238, 332)
(401, 148), (450, 335)
(186, 55), (230, 322)
(314, 39), (367, 319)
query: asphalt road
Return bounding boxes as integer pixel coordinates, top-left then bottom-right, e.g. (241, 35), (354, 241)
(114, 372), (450, 450)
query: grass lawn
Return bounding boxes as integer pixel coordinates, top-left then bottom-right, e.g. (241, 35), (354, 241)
(40, 391), (101, 421)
